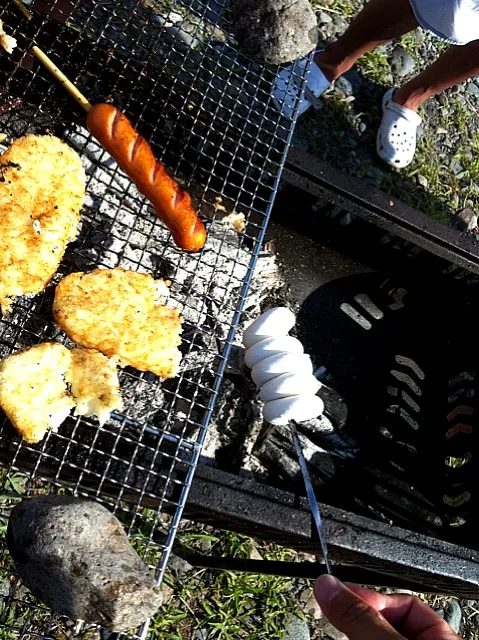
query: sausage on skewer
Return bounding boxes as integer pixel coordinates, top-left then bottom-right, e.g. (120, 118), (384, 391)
(32, 46), (207, 252)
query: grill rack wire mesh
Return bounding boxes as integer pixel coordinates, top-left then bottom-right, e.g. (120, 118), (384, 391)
(0, 0), (308, 637)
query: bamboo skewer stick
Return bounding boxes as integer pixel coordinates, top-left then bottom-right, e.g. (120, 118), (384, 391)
(12, 0), (32, 20)
(32, 45), (92, 113)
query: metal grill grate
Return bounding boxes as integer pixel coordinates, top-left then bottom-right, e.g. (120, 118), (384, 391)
(0, 1), (307, 636)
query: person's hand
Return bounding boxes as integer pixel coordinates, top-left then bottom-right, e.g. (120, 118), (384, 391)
(314, 575), (461, 639)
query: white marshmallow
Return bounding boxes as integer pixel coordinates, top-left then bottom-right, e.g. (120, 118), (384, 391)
(251, 352), (312, 388)
(263, 395), (324, 426)
(243, 307), (295, 349)
(244, 335), (304, 369)
(260, 371), (321, 402)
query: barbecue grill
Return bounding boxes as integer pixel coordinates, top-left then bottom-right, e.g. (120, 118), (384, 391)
(2, 0), (479, 636)
(0, 0), (309, 636)
(180, 155), (479, 601)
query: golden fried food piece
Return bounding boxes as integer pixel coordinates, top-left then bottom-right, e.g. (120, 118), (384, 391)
(69, 348), (123, 425)
(0, 20), (16, 54)
(53, 267), (183, 378)
(0, 135), (85, 314)
(0, 343), (122, 444)
(0, 343), (74, 444)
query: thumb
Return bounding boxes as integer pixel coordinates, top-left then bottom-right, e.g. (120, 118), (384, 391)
(314, 575), (405, 640)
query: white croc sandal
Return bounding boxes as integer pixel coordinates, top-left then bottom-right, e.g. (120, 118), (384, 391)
(272, 52), (331, 120)
(377, 88), (422, 169)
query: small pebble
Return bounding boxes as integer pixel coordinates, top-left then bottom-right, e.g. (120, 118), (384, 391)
(445, 599), (463, 634)
(466, 83), (479, 98)
(168, 554), (194, 578)
(343, 70), (363, 93)
(450, 159), (464, 175)
(317, 10), (332, 24)
(335, 76), (353, 97)
(321, 622), (347, 640)
(358, 122), (367, 133)
(284, 614), (311, 640)
(417, 174), (428, 188)
(391, 47), (415, 78)
(0, 578), (10, 601)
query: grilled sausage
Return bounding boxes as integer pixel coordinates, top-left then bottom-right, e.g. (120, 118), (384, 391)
(86, 103), (206, 252)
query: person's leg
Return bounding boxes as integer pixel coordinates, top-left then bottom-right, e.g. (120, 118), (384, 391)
(272, 0), (419, 118)
(316, 0), (419, 82)
(377, 39), (479, 168)
(394, 40), (479, 110)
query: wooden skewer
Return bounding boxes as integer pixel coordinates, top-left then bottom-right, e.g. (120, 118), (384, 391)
(32, 45), (92, 113)
(12, 0), (32, 20)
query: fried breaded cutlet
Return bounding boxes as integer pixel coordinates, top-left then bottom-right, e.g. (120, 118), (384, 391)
(0, 20), (16, 54)
(0, 343), (122, 444)
(53, 267), (183, 378)
(0, 135), (85, 314)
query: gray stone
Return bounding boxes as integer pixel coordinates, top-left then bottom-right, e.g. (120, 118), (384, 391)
(450, 159), (464, 175)
(435, 608), (445, 619)
(391, 47), (416, 78)
(317, 10), (332, 24)
(321, 622), (347, 640)
(165, 20), (201, 53)
(417, 174), (428, 188)
(445, 599), (463, 634)
(466, 82), (479, 98)
(284, 614), (310, 640)
(358, 122), (367, 133)
(7, 496), (163, 631)
(343, 70), (363, 93)
(193, 629), (208, 640)
(168, 554), (194, 578)
(335, 76), (353, 97)
(0, 578), (10, 600)
(230, 0), (317, 64)
(331, 16), (348, 36)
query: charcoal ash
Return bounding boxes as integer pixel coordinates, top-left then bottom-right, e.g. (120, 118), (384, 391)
(200, 374), (263, 471)
(119, 371), (165, 424)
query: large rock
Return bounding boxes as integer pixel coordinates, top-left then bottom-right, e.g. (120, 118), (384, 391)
(7, 496), (163, 631)
(230, 0), (318, 65)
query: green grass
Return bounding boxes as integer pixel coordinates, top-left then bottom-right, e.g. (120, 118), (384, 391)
(153, 529), (301, 640)
(356, 49), (391, 86)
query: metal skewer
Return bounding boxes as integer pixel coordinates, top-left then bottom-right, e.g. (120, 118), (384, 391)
(290, 420), (333, 575)
(32, 45), (92, 112)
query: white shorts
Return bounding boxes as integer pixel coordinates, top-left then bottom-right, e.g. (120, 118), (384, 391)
(410, 0), (479, 44)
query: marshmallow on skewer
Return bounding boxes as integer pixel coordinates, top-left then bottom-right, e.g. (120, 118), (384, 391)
(245, 335), (304, 369)
(251, 352), (313, 388)
(243, 306), (324, 425)
(263, 395), (324, 426)
(260, 371), (320, 402)
(243, 307), (295, 349)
